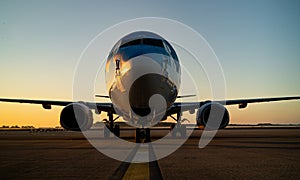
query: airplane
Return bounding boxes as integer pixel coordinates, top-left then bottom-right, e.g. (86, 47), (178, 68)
(1, 31), (300, 143)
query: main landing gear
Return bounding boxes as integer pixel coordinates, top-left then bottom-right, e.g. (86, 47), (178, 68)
(103, 112), (187, 142)
(103, 113), (120, 138)
(170, 112), (187, 138)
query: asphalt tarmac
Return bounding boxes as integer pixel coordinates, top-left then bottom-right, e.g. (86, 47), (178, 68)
(1, 128), (300, 179)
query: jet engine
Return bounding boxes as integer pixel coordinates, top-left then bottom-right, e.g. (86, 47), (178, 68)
(196, 103), (229, 129)
(60, 103), (93, 131)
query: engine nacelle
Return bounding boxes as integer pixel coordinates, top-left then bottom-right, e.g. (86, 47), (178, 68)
(196, 103), (229, 129)
(60, 103), (93, 131)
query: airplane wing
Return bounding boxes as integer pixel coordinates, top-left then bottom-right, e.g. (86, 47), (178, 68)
(0, 98), (114, 113)
(218, 96), (300, 107)
(169, 96), (300, 115)
(1, 96), (299, 116)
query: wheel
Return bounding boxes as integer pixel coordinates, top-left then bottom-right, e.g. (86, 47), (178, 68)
(140, 129), (146, 139)
(145, 128), (151, 142)
(113, 124), (120, 137)
(180, 125), (186, 138)
(104, 124), (110, 138)
(170, 124), (177, 138)
(170, 123), (175, 130)
(135, 128), (141, 143)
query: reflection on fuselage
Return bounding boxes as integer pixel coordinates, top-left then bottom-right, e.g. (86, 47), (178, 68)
(105, 31), (181, 126)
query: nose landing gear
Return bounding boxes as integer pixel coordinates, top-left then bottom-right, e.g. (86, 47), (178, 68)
(103, 112), (188, 142)
(170, 112), (187, 138)
(135, 128), (151, 143)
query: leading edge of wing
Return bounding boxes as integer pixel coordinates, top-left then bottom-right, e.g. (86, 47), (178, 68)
(0, 98), (113, 111)
(0, 98), (72, 106)
(171, 96), (300, 113)
(220, 96), (300, 106)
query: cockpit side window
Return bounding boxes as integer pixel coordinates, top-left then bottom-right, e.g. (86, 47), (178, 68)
(163, 40), (179, 62)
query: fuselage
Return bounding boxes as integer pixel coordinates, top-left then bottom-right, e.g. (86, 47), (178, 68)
(105, 31), (181, 125)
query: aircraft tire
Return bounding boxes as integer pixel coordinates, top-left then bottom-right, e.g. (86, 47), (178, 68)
(104, 124), (110, 138)
(145, 128), (151, 142)
(135, 128), (141, 143)
(171, 124), (177, 138)
(180, 125), (186, 138)
(113, 124), (120, 137)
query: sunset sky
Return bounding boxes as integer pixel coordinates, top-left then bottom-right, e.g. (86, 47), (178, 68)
(0, 0), (300, 127)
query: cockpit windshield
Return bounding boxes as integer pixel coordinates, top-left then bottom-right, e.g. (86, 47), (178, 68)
(143, 38), (164, 48)
(119, 38), (164, 49)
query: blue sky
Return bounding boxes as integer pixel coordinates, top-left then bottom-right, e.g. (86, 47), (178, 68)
(0, 0), (300, 126)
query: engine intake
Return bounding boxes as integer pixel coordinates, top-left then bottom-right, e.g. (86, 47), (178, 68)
(60, 103), (93, 131)
(196, 103), (229, 129)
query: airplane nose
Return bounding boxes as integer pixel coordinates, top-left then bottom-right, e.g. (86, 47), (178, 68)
(129, 73), (177, 117)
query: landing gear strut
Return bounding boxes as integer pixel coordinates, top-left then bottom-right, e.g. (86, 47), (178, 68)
(170, 112), (187, 138)
(135, 128), (150, 143)
(103, 113), (120, 138)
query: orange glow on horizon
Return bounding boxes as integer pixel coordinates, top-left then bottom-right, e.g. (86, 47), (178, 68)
(0, 100), (299, 128)
(0, 103), (62, 128)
